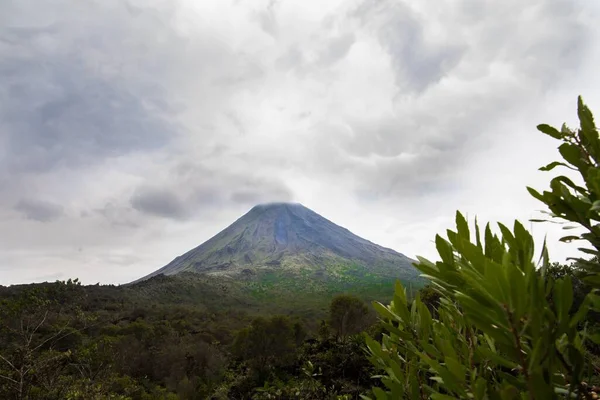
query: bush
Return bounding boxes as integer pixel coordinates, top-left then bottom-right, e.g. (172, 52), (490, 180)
(364, 96), (600, 399)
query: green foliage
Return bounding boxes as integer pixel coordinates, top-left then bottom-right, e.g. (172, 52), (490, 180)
(0, 277), (248, 399)
(244, 261), (416, 311)
(418, 285), (442, 316)
(0, 274), (384, 399)
(364, 97), (600, 399)
(528, 96), (600, 286)
(329, 295), (372, 342)
(0, 280), (88, 400)
(233, 315), (300, 378)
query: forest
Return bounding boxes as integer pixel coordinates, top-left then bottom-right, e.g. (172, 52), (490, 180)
(0, 275), (387, 399)
(2, 97), (600, 399)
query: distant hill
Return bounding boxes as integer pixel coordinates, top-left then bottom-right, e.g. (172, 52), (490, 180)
(134, 203), (423, 301)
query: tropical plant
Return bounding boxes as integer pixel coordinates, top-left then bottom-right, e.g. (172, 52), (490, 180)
(528, 97), (600, 287)
(363, 96), (600, 399)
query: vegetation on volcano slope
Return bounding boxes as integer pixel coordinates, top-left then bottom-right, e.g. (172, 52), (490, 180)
(243, 261), (422, 305)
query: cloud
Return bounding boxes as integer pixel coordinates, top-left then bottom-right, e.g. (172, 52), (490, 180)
(0, 4), (180, 174)
(351, 0), (465, 92)
(254, 0), (280, 37)
(299, 0), (594, 203)
(129, 160), (294, 220)
(317, 33), (356, 66)
(0, 0), (598, 284)
(131, 188), (188, 220)
(14, 199), (64, 222)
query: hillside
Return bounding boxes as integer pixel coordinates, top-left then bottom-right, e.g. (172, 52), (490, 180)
(134, 203), (422, 300)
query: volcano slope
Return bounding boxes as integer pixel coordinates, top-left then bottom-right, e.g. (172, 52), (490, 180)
(134, 203), (423, 309)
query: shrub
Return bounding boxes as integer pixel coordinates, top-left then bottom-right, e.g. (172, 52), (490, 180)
(364, 96), (600, 399)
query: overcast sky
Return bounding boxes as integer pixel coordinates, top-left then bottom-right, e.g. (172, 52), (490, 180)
(1, 0), (599, 285)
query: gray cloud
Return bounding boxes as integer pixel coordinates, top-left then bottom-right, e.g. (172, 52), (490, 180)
(317, 33), (356, 66)
(275, 45), (305, 72)
(128, 160), (294, 221)
(351, 0), (465, 92)
(227, 180), (293, 206)
(14, 199), (64, 222)
(255, 0), (280, 37)
(131, 188), (188, 220)
(305, 0), (594, 202)
(94, 202), (141, 229)
(0, 3), (181, 174)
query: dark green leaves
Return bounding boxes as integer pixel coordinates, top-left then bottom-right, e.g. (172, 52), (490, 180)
(554, 276), (574, 326)
(530, 96), (600, 279)
(456, 211), (470, 241)
(578, 96), (598, 154)
(539, 161), (573, 172)
(538, 124), (564, 139)
(366, 97), (599, 399)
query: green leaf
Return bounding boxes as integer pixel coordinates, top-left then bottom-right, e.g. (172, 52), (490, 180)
(539, 161), (572, 171)
(576, 247), (598, 255)
(407, 367), (421, 400)
(578, 95), (597, 135)
(497, 223), (515, 247)
(584, 275), (600, 287)
(588, 333), (600, 345)
(559, 236), (581, 243)
(478, 348), (519, 369)
(554, 276), (573, 325)
(559, 143), (583, 168)
(388, 358), (404, 384)
(392, 281), (411, 323)
(537, 124), (563, 139)
(527, 187), (546, 204)
(475, 217), (482, 249)
(435, 235), (455, 265)
(586, 167), (600, 196)
(445, 357), (466, 383)
(373, 302), (400, 322)
(431, 395), (458, 400)
(552, 175), (588, 195)
(499, 384), (519, 400)
(528, 338), (545, 372)
(570, 295), (590, 328)
(372, 387), (388, 400)
(456, 211), (470, 241)
(394, 280), (407, 306)
(474, 377), (487, 400)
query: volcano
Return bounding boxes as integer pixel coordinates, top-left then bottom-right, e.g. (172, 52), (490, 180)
(134, 203), (421, 290)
